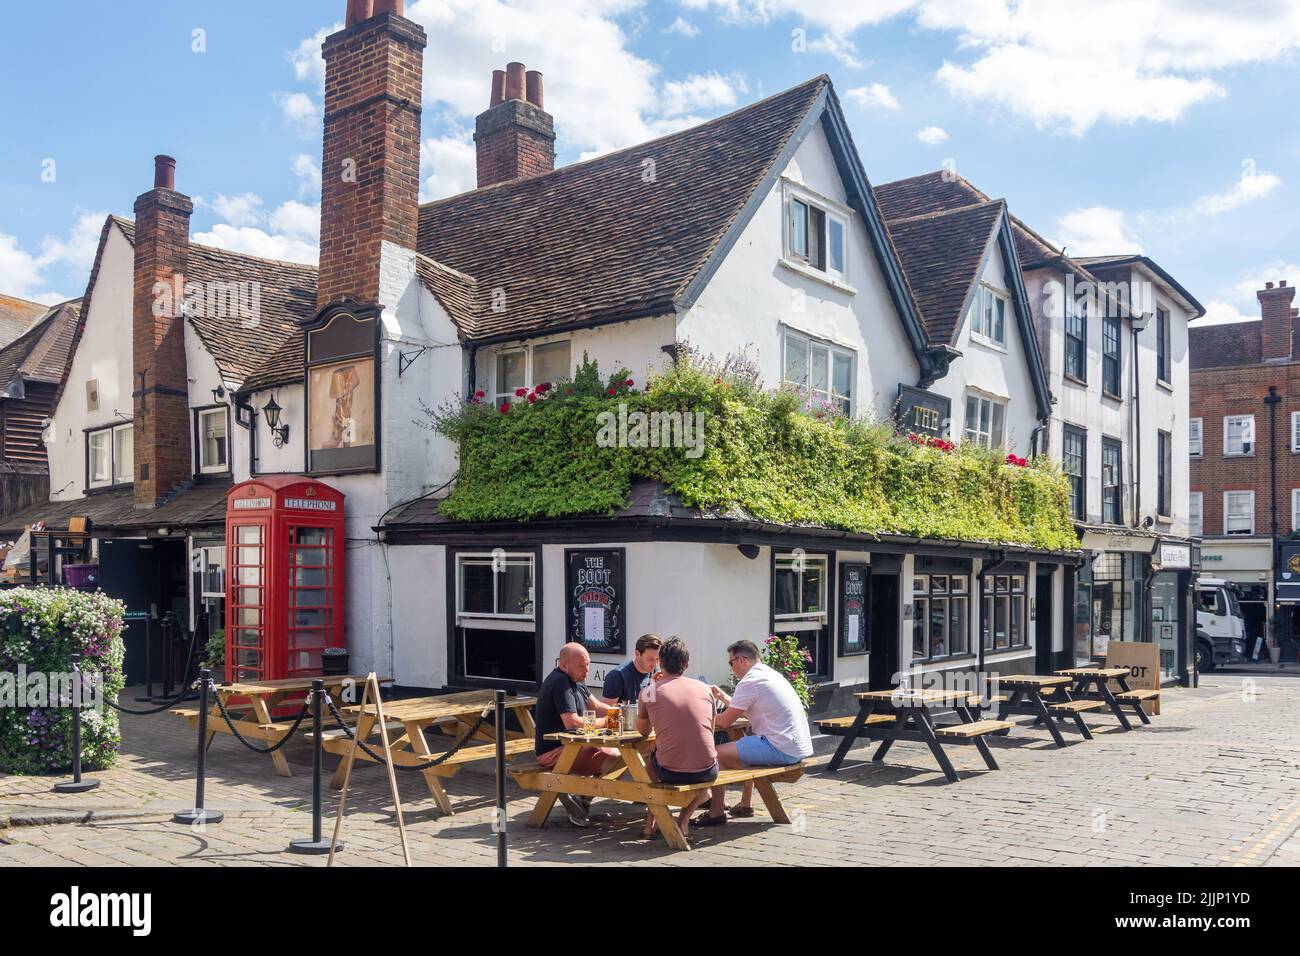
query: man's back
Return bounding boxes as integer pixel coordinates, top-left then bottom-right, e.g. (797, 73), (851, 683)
(731, 661), (813, 759)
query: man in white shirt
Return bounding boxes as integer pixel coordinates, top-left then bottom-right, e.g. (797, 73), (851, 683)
(697, 639), (813, 826)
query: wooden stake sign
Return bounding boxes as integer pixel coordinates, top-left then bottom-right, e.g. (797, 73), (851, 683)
(1104, 641), (1161, 715)
(329, 672), (411, 866)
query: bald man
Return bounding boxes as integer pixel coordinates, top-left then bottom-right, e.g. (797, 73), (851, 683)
(534, 643), (622, 825)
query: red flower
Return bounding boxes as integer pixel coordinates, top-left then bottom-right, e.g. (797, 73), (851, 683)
(625, 378), (634, 387)
(514, 387), (527, 398)
(607, 387), (617, 396)
(566, 386), (574, 396)
(526, 393), (538, 404)
(499, 403), (511, 414)
(536, 382), (551, 393)
(474, 389), (485, 398)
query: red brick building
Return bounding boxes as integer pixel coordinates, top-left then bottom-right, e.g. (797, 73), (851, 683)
(1189, 279), (1300, 656)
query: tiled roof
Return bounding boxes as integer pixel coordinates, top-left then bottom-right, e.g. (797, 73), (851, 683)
(1189, 321), (1263, 369)
(0, 299), (82, 390)
(415, 254), (481, 334)
(882, 201), (1004, 345)
(0, 294), (48, 350)
(0, 480), (232, 537)
(415, 76), (829, 342)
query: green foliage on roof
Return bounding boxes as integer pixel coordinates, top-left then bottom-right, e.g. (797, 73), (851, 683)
(426, 354), (1078, 552)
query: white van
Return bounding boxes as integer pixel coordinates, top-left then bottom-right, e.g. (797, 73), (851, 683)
(1194, 577), (1248, 671)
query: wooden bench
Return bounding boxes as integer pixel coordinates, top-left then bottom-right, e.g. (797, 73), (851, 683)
(815, 714), (896, 733)
(1047, 700), (1106, 714)
(1115, 689), (1159, 702)
(933, 719), (1013, 739)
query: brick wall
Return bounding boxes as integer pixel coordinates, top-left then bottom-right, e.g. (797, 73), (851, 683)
(131, 164), (193, 509)
(474, 63), (555, 188)
(317, 11), (427, 308)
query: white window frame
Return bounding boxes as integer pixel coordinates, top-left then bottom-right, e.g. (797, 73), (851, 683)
(772, 553), (829, 630)
(492, 339), (572, 405)
(1223, 415), (1255, 457)
(1223, 491), (1255, 536)
(1189, 418), (1202, 457)
(197, 407), (229, 474)
(1292, 489), (1300, 533)
(968, 283), (1009, 348)
(780, 328), (855, 415)
(1291, 411), (1300, 453)
(781, 182), (850, 284)
(1189, 492), (1203, 538)
(87, 422), (133, 489)
(454, 552), (536, 631)
(963, 392), (1007, 449)
(198, 545), (226, 599)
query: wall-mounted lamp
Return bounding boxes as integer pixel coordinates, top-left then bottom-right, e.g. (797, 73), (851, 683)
(737, 544), (761, 560)
(263, 395), (290, 448)
(211, 384), (227, 404)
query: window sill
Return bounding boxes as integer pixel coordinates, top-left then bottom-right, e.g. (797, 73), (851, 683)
(1064, 373), (1087, 387)
(778, 256), (857, 295)
(970, 334), (1008, 355)
(84, 482), (132, 496)
(911, 652), (977, 666)
(983, 644), (1031, 655)
(1156, 379), (1174, 393)
(1102, 390), (1123, 403)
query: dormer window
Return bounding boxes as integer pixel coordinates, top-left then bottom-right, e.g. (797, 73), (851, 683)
(197, 406), (230, 474)
(784, 185), (847, 281)
(969, 283), (1008, 347)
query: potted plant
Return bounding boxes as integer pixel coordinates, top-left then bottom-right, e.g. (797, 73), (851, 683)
(203, 628), (226, 682)
(761, 634), (813, 712)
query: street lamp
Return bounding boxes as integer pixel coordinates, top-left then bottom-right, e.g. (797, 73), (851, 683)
(262, 395), (290, 448)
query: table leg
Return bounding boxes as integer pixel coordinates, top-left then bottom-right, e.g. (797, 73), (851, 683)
(826, 701), (871, 773)
(872, 707), (904, 763)
(1029, 691), (1068, 747)
(1115, 675), (1151, 724)
(1096, 678), (1133, 730)
(331, 712), (375, 789)
(516, 706), (537, 739)
(956, 704), (999, 770)
(913, 707), (959, 783)
(753, 780), (791, 824)
(406, 719), (454, 815)
(623, 746), (689, 851)
(526, 744), (580, 828)
(250, 696), (292, 777)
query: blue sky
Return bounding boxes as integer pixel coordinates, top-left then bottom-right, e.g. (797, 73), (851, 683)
(2, 0), (1298, 325)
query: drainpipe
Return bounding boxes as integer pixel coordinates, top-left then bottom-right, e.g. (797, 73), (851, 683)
(1266, 385), (1281, 582)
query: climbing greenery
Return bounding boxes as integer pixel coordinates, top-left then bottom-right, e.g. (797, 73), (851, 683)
(426, 353), (1078, 552)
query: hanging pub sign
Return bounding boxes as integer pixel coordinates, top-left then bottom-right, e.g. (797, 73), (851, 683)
(304, 302), (381, 476)
(895, 385), (951, 439)
(565, 548), (626, 654)
(839, 562), (870, 655)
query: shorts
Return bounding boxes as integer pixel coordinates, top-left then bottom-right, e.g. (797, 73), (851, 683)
(536, 745), (619, 775)
(649, 750), (718, 785)
(734, 734), (802, 767)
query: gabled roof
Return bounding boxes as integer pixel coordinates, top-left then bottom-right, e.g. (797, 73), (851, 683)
(1075, 255), (1206, 318)
(0, 294), (48, 350)
(0, 299), (82, 393)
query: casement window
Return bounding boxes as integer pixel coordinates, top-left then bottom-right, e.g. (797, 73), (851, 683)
(455, 551), (538, 684)
(1155, 306), (1170, 384)
(1189, 492), (1203, 538)
(1157, 430), (1171, 518)
(1291, 412), (1300, 452)
(968, 283), (1008, 347)
(963, 393), (1006, 449)
(1189, 418), (1202, 457)
(197, 407), (229, 474)
(1065, 295), (1087, 381)
(196, 543), (227, 632)
(1102, 314), (1121, 397)
(911, 574), (969, 661)
(982, 574), (1026, 651)
(1293, 489), (1300, 533)
(494, 340), (571, 404)
(86, 422), (133, 489)
(786, 192), (847, 279)
(1224, 491), (1254, 535)
(781, 329), (854, 415)
(773, 552), (830, 679)
(1102, 438), (1122, 526)
(1063, 426), (1086, 520)
(1223, 415), (1255, 456)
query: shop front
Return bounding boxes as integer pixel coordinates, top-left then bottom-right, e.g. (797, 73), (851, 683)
(1200, 537), (1272, 656)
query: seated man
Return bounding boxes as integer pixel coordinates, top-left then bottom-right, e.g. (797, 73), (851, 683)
(635, 637), (717, 841)
(699, 639), (813, 826)
(601, 633), (661, 705)
(535, 642), (622, 826)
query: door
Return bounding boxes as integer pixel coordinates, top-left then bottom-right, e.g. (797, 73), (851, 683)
(97, 539), (160, 686)
(868, 573), (900, 689)
(1035, 572), (1054, 673)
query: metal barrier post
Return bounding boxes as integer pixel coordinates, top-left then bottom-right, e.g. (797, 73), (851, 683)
(53, 654), (100, 794)
(173, 668), (223, 826)
(134, 612), (156, 702)
(157, 613), (175, 702)
(495, 689), (507, 868)
(290, 679), (337, 855)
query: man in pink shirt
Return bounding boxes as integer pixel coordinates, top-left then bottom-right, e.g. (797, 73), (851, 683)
(636, 637), (717, 841)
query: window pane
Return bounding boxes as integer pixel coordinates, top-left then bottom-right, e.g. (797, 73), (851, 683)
(774, 563), (798, 616)
(808, 206), (825, 269)
(991, 403), (1005, 448)
(112, 426), (133, 483)
(202, 411), (227, 468)
(832, 353), (852, 401)
(89, 431), (110, 483)
(532, 341), (570, 386)
(828, 218), (845, 273)
(791, 199), (808, 258)
(802, 561), (826, 613)
(784, 335), (808, 390)
(810, 345), (829, 395)
(929, 598), (948, 656)
(459, 560), (495, 614)
(496, 560), (534, 618)
(993, 296), (1005, 343)
(913, 599), (928, 659)
(496, 351), (526, 398)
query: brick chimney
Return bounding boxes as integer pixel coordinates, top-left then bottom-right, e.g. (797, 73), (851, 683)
(132, 154), (193, 509)
(474, 62), (555, 188)
(1259, 279), (1298, 360)
(317, 0), (427, 308)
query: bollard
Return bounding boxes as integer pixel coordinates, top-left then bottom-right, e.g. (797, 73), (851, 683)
(156, 613), (175, 702)
(495, 688), (507, 868)
(290, 680), (339, 855)
(134, 613), (156, 702)
(173, 668), (224, 826)
(53, 654), (100, 794)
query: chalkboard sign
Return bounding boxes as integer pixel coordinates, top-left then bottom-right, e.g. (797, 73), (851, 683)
(565, 549), (626, 653)
(839, 563), (870, 655)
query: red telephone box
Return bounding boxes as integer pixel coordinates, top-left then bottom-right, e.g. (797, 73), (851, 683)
(225, 477), (346, 683)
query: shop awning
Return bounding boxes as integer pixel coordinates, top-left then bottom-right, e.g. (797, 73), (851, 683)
(0, 481), (232, 539)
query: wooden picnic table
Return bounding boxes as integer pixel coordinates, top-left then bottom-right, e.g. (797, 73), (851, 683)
(1055, 667), (1152, 730)
(995, 673), (1105, 745)
(319, 689), (538, 815)
(171, 674), (390, 778)
(822, 688), (1011, 783)
(514, 720), (799, 852)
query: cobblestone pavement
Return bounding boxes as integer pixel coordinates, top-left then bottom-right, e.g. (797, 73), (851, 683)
(2, 673), (1298, 867)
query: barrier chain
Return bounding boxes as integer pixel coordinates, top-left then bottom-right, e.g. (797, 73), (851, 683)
(209, 686), (310, 754)
(105, 621), (204, 716)
(323, 693), (492, 772)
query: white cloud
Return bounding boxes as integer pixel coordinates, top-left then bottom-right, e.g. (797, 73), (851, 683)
(809, 32), (862, 69)
(288, 25), (337, 94)
(0, 211), (109, 303)
(210, 193), (265, 228)
(665, 16), (699, 38)
(291, 154), (322, 197)
(276, 91), (320, 133)
(268, 200), (321, 241)
(846, 83), (899, 111)
(421, 135), (478, 201)
(916, 125), (948, 144)
(0, 233), (46, 301)
(660, 71), (746, 117)
(195, 191), (318, 264)
(1053, 206), (1143, 257)
(1193, 170), (1280, 216)
(1193, 300), (1257, 326)
(35, 210), (107, 274)
(192, 223), (318, 265)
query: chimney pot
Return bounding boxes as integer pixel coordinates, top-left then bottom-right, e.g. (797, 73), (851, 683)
(526, 70), (544, 108)
(372, 0), (403, 15)
(153, 155), (176, 190)
(1267, 281), (1275, 290)
(504, 62), (526, 101)
(1283, 280), (1289, 288)
(490, 69), (506, 107)
(345, 0), (374, 26)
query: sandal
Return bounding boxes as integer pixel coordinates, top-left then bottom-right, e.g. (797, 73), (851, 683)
(691, 811), (728, 827)
(727, 805), (755, 818)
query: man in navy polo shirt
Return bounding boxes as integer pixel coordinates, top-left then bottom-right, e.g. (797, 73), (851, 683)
(600, 634), (662, 704)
